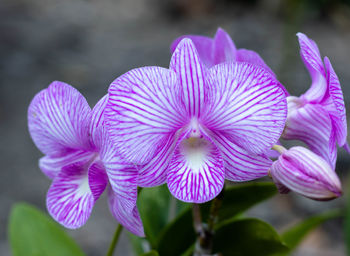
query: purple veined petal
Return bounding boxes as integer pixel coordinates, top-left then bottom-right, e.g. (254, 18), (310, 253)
(89, 94), (108, 149)
(213, 28), (237, 65)
(105, 66), (186, 164)
(204, 62), (287, 155)
(99, 128), (139, 199)
(28, 81), (92, 156)
(170, 38), (209, 118)
(235, 49), (289, 96)
(297, 33), (327, 102)
(88, 160), (108, 201)
(236, 49), (275, 77)
(138, 133), (178, 187)
(39, 150), (95, 179)
(167, 128), (225, 203)
(108, 187), (144, 237)
(282, 102), (336, 168)
(210, 131), (272, 181)
(170, 35), (215, 68)
(270, 146), (342, 200)
(46, 161), (100, 229)
(323, 57), (347, 146)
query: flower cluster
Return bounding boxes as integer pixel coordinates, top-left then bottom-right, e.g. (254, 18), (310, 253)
(28, 28), (347, 236)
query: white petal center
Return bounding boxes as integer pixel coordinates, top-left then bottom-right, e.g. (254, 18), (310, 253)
(180, 137), (211, 174)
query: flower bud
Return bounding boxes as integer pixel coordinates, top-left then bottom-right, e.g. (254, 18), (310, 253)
(269, 146), (342, 200)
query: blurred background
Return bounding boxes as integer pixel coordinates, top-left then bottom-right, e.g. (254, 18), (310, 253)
(1, 0), (350, 255)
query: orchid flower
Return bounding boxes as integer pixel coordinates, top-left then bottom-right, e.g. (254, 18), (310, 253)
(105, 38), (287, 203)
(282, 33), (347, 169)
(269, 145), (342, 201)
(28, 81), (144, 236)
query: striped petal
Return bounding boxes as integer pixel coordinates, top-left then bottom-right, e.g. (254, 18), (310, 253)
(282, 101), (336, 168)
(170, 38), (208, 118)
(28, 81), (92, 156)
(39, 150), (95, 179)
(210, 131), (272, 181)
(138, 133), (178, 187)
(297, 33), (327, 102)
(204, 62), (287, 154)
(324, 57), (347, 146)
(167, 130), (225, 203)
(105, 67), (185, 164)
(46, 160), (106, 229)
(270, 146), (342, 200)
(170, 35), (215, 68)
(108, 187), (144, 236)
(90, 95), (108, 149)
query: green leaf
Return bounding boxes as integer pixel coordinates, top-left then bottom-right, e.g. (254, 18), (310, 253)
(141, 250), (159, 256)
(282, 209), (343, 250)
(157, 209), (194, 256)
(9, 203), (85, 256)
(201, 182), (278, 224)
(137, 185), (190, 247)
(213, 218), (289, 256)
(156, 182), (278, 256)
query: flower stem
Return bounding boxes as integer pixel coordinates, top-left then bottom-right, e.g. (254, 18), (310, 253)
(106, 224), (123, 256)
(192, 188), (225, 256)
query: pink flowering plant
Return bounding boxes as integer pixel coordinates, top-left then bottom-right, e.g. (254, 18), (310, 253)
(9, 28), (348, 256)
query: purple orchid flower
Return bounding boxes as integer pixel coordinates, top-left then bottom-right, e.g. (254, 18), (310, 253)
(282, 33), (347, 169)
(269, 146), (342, 200)
(28, 81), (144, 236)
(105, 38), (287, 203)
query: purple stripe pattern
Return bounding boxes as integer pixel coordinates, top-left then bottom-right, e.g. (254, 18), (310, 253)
(282, 33), (348, 167)
(170, 39), (208, 118)
(106, 38), (287, 203)
(47, 161), (95, 229)
(28, 81), (144, 236)
(105, 67), (186, 165)
(28, 81), (92, 156)
(204, 62), (287, 154)
(167, 130), (225, 203)
(170, 28), (288, 95)
(39, 150), (94, 179)
(270, 146), (342, 200)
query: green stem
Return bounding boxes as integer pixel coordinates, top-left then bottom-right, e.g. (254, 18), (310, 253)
(106, 224), (123, 256)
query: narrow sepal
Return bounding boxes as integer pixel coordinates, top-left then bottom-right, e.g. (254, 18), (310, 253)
(108, 188), (144, 237)
(89, 95), (108, 149)
(297, 33), (327, 102)
(170, 38), (208, 118)
(324, 57), (347, 146)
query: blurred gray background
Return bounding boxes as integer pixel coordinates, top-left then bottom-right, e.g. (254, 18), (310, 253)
(1, 0), (350, 255)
